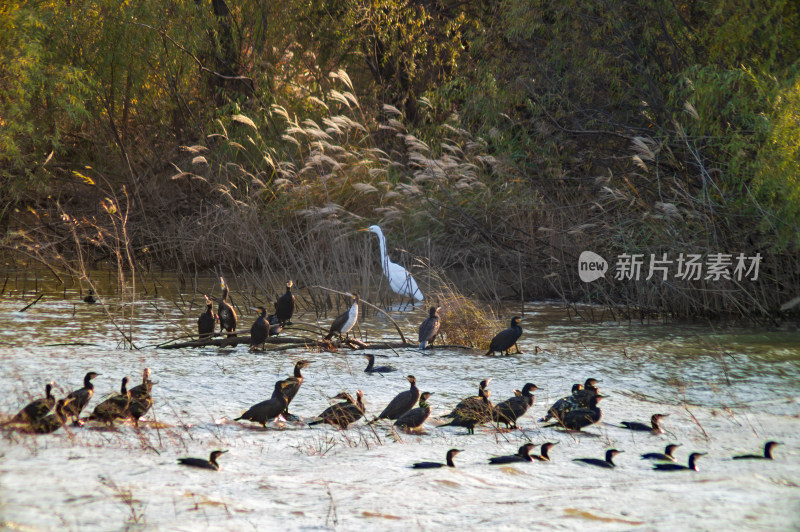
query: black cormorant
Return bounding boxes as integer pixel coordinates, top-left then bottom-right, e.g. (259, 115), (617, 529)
(733, 441), (781, 460)
(218, 277), (237, 335)
(485, 317), (523, 356)
(127, 368), (154, 427)
(621, 413), (668, 434)
(282, 360), (311, 418)
(439, 389), (493, 435)
(364, 354), (397, 374)
(574, 449), (624, 468)
(493, 382), (538, 429)
(418, 306), (441, 349)
(371, 375), (420, 422)
(275, 280), (296, 325)
(571, 378), (601, 408)
(89, 377), (131, 425)
(324, 294), (360, 340)
(555, 394), (605, 430)
(234, 379), (292, 427)
(412, 449), (463, 469)
(267, 313), (284, 336)
(198, 295), (216, 338)
(531, 442), (558, 461)
(64, 371), (100, 424)
(308, 390), (366, 429)
(84, 289), (97, 304)
(443, 379), (491, 419)
(641, 443), (682, 462)
(20, 398), (74, 434)
(488, 443), (536, 464)
(654, 452), (706, 471)
(394, 392), (433, 431)
(10, 382), (56, 424)
(539, 383), (583, 422)
(249, 306), (270, 350)
(178, 450), (228, 471)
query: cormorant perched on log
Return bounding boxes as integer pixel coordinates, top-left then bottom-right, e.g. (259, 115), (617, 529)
(127, 368), (154, 427)
(178, 450), (228, 471)
(488, 443), (536, 464)
(364, 354), (396, 374)
(361, 225), (424, 302)
(493, 382), (538, 429)
(10, 382), (56, 424)
(324, 294), (360, 340)
(733, 441), (781, 460)
(19, 398), (74, 434)
(198, 295), (216, 338)
(371, 375), (420, 422)
(418, 306), (441, 349)
(64, 371), (100, 424)
(267, 313), (284, 336)
(218, 277), (237, 335)
(555, 394), (605, 431)
(84, 289), (97, 304)
(654, 452), (706, 471)
(282, 360), (311, 419)
(641, 444), (682, 462)
(443, 379), (491, 419)
(539, 383), (583, 422)
(234, 379), (293, 427)
(439, 389), (493, 435)
(308, 390), (365, 429)
(275, 280), (295, 325)
(621, 413), (669, 434)
(412, 449), (463, 469)
(89, 377), (131, 425)
(485, 317), (522, 356)
(574, 449), (624, 468)
(249, 306), (270, 351)
(394, 392), (433, 431)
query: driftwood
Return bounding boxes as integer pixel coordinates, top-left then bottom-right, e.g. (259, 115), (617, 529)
(157, 332), (417, 351)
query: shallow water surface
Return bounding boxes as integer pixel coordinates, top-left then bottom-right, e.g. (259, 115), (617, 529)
(1, 282), (799, 530)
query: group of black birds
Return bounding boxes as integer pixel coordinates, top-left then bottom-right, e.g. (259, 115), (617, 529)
(4, 368), (154, 434)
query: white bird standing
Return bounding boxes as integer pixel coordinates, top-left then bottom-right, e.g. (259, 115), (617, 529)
(361, 225), (423, 302)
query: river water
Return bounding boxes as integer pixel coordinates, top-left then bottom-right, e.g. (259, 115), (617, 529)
(1, 276), (798, 531)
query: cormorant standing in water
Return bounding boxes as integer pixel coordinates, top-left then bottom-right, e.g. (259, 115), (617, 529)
(249, 306), (270, 351)
(485, 317), (523, 356)
(308, 390), (366, 429)
(371, 375), (420, 422)
(178, 450), (228, 471)
(555, 394), (605, 431)
(488, 443), (536, 464)
(282, 360), (311, 419)
(733, 441), (781, 460)
(275, 280), (296, 325)
(10, 382), (56, 424)
(89, 377), (131, 425)
(234, 379), (293, 427)
(127, 368), (154, 427)
(493, 382), (538, 429)
(439, 389), (493, 435)
(324, 294), (360, 340)
(418, 306), (441, 349)
(412, 449), (463, 469)
(641, 444), (682, 462)
(64, 371), (100, 424)
(531, 442), (559, 461)
(654, 452), (706, 471)
(198, 295), (216, 338)
(20, 398), (74, 434)
(572, 378), (601, 408)
(621, 413), (669, 434)
(364, 354), (396, 374)
(84, 289), (97, 304)
(394, 392), (433, 431)
(574, 449), (624, 468)
(539, 383), (583, 422)
(443, 379), (491, 419)
(218, 277), (237, 335)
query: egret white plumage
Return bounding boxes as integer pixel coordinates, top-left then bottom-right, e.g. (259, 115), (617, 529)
(360, 225), (423, 302)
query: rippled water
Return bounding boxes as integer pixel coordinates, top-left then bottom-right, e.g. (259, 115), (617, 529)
(1, 276), (799, 530)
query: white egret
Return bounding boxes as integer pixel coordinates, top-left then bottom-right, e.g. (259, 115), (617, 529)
(361, 225), (423, 302)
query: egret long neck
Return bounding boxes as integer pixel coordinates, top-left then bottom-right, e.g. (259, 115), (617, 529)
(375, 231), (390, 274)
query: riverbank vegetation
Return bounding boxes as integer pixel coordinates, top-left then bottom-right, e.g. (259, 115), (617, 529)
(1, 0), (798, 319)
